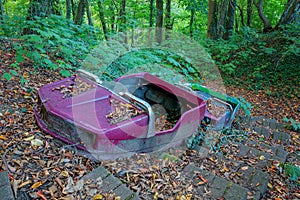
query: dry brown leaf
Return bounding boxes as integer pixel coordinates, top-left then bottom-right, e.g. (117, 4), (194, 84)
(31, 181), (43, 189)
(18, 180), (32, 188)
(0, 135), (8, 140)
(187, 185), (193, 192)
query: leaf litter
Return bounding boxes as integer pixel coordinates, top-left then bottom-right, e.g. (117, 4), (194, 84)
(0, 38), (299, 199)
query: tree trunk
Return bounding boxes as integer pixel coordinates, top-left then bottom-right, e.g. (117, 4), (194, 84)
(150, 0), (154, 27)
(237, 5), (245, 27)
(156, 0), (163, 44)
(207, 0), (218, 39)
(109, 1), (116, 32)
(219, 0), (229, 37)
(119, 0), (126, 31)
(276, 0), (300, 28)
(189, 8), (195, 38)
(254, 0), (272, 32)
(165, 0), (172, 30)
(85, 0), (93, 26)
(98, 0), (108, 40)
(0, 0), (4, 20)
(223, 0), (236, 40)
(235, 14), (239, 32)
(26, 0), (59, 20)
(119, 0), (127, 43)
(66, 0), (71, 19)
(71, 0), (76, 21)
(74, 0), (86, 25)
(246, 0), (252, 26)
(23, 0), (59, 34)
(165, 0), (172, 40)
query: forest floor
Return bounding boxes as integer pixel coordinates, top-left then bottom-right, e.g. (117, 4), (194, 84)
(0, 39), (299, 199)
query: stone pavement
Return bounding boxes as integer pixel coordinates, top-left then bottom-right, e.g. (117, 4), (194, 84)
(0, 171), (15, 200)
(0, 167), (140, 200)
(81, 166), (140, 200)
(186, 116), (296, 199)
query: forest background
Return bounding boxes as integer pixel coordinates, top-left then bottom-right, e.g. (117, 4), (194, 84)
(0, 0), (299, 121)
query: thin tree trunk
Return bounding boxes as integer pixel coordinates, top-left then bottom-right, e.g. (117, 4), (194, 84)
(119, 0), (126, 31)
(150, 0), (154, 27)
(223, 0), (236, 40)
(156, 0), (163, 44)
(0, 0), (4, 20)
(237, 5), (245, 27)
(109, 1), (116, 32)
(98, 0), (108, 40)
(165, 0), (172, 30)
(276, 0), (300, 28)
(246, 0), (252, 26)
(71, 0), (76, 21)
(219, 0), (229, 37)
(253, 0), (272, 32)
(207, 0), (218, 39)
(119, 0), (127, 43)
(26, 0), (57, 20)
(190, 8), (195, 38)
(66, 0), (71, 19)
(235, 15), (239, 32)
(24, 0), (58, 34)
(86, 0), (93, 26)
(74, 0), (86, 25)
(165, 0), (172, 40)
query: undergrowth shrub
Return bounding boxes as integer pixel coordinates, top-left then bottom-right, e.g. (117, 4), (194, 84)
(206, 24), (300, 98)
(102, 48), (202, 82)
(11, 15), (101, 77)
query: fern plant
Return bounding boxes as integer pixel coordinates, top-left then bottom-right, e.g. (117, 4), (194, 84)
(12, 15), (101, 77)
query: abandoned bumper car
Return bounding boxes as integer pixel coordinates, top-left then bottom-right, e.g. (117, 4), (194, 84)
(34, 70), (240, 158)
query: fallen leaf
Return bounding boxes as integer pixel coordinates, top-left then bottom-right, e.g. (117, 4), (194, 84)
(186, 194), (192, 200)
(18, 180), (32, 188)
(187, 185), (193, 192)
(0, 135), (8, 140)
(31, 181), (43, 189)
(36, 191), (47, 200)
(241, 166), (248, 171)
(24, 135), (34, 141)
(61, 171), (69, 177)
(267, 182), (273, 189)
(197, 181), (207, 185)
(152, 173), (157, 180)
(31, 139), (43, 146)
(259, 155), (265, 160)
(198, 175), (208, 183)
(220, 167), (229, 173)
(93, 194), (103, 200)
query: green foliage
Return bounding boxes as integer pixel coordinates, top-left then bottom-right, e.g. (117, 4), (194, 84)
(2, 72), (13, 81)
(11, 15), (101, 76)
(186, 126), (248, 151)
(100, 48), (202, 82)
(206, 24), (300, 98)
(186, 126), (206, 149)
(281, 163), (300, 184)
(283, 117), (300, 132)
(237, 96), (252, 116)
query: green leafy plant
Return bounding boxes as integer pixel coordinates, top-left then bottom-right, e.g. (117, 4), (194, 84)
(237, 96), (252, 116)
(278, 163), (300, 185)
(283, 117), (300, 132)
(12, 15), (101, 77)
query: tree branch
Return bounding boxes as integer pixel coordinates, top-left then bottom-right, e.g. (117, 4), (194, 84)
(253, 0), (272, 31)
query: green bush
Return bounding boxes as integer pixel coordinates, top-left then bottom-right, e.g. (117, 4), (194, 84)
(11, 15), (101, 77)
(205, 24), (300, 98)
